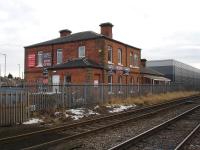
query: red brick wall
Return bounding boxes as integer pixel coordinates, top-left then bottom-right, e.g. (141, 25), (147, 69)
(48, 68), (103, 84)
(24, 38), (141, 84)
(103, 39), (141, 84)
(24, 39), (105, 81)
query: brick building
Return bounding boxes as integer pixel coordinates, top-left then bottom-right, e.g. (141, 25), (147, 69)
(24, 23), (141, 85)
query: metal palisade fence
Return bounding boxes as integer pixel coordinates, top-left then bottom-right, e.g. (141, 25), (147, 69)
(0, 83), (199, 126)
(0, 88), (29, 126)
(25, 83), (194, 111)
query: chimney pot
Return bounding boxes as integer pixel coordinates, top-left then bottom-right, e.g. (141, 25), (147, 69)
(141, 59), (147, 68)
(59, 29), (72, 37)
(99, 22), (113, 38)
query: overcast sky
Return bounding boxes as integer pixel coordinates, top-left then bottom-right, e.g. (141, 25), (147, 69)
(0, 0), (200, 77)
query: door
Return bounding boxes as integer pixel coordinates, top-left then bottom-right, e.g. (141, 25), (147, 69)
(52, 75), (60, 93)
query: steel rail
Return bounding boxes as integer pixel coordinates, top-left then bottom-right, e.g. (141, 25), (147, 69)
(0, 95), (198, 143)
(20, 99), (198, 150)
(108, 105), (200, 150)
(174, 123), (200, 150)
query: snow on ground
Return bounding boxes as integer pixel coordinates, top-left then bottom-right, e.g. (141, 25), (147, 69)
(23, 118), (43, 125)
(107, 104), (136, 113)
(94, 105), (100, 109)
(66, 108), (99, 120)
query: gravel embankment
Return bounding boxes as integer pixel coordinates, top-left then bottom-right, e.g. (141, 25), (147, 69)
(51, 103), (199, 150)
(185, 129), (200, 150)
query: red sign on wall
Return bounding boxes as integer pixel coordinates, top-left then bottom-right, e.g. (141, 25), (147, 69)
(28, 54), (36, 67)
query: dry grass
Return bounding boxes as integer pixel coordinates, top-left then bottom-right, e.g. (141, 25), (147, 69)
(106, 91), (199, 106)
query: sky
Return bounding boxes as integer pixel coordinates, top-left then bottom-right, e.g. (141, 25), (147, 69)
(0, 0), (200, 77)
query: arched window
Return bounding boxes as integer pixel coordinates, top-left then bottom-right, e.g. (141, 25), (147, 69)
(118, 49), (122, 64)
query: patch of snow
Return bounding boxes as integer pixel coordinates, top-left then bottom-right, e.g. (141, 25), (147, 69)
(23, 118), (43, 125)
(65, 114), (69, 118)
(66, 108), (85, 120)
(88, 110), (99, 115)
(54, 112), (61, 116)
(108, 104), (136, 113)
(66, 108), (99, 120)
(94, 105), (99, 109)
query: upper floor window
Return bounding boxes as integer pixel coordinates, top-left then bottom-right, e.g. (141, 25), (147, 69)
(134, 54), (139, 67)
(57, 49), (62, 64)
(37, 51), (43, 67)
(108, 46), (113, 63)
(78, 46), (85, 58)
(130, 52), (133, 66)
(118, 48), (122, 64)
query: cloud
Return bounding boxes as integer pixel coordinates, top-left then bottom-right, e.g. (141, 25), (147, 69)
(143, 31), (200, 69)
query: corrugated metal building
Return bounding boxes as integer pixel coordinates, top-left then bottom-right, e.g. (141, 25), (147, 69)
(146, 59), (200, 86)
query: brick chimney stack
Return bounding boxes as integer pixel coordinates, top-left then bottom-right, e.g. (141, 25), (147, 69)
(141, 59), (147, 68)
(99, 22), (113, 39)
(59, 29), (72, 37)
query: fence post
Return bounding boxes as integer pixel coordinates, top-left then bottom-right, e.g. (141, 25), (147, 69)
(84, 84), (87, 106)
(101, 84), (104, 104)
(62, 85), (65, 108)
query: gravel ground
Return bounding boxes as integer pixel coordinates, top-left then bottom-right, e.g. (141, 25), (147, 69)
(50, 103), (198, 150)
(130, 118), (199, 150)
(185, 130), (200, 150)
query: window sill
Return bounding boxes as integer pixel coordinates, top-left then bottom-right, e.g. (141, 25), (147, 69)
(130, 66), (139, 69)
(108, 61), (114, 65)
(36, 65), (43, 68)
(118, 63), (123, 66)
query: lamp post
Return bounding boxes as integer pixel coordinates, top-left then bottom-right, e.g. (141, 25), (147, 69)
(18, 64), (20, 78)
(0, 53), (6, 77)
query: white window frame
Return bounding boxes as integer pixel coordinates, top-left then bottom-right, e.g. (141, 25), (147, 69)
(108, 45), (113, 63)
(78, 46), (85, 58)
(118, 48), (122, 65)
(37, 51), (43, 67)
(57, 49), (62, 64)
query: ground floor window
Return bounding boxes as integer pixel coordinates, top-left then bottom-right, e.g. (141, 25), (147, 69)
(64, 75), (71, 84)
(108, 75), (112, 92)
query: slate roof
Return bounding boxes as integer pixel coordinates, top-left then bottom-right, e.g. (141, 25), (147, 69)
(25, 31), (141, 50)
(48, 57), (104, 70)
(140, 67), (164, 76)
(25, 31), (103, 48)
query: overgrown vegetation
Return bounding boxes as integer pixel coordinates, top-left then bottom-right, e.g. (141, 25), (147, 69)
(106, 91), (199, 106)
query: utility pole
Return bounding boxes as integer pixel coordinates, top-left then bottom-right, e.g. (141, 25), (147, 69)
(18, 64), (20, 78)
(0, 53), (7, 77)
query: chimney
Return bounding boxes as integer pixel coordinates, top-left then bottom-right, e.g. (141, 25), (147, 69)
(141, 59), (147, 68)
(59, 29), (72, 37)
(99, 22), (113, 38)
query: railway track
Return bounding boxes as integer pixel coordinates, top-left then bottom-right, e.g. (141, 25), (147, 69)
(108, 105), (200, 150)
(0, 95), (199, 150)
